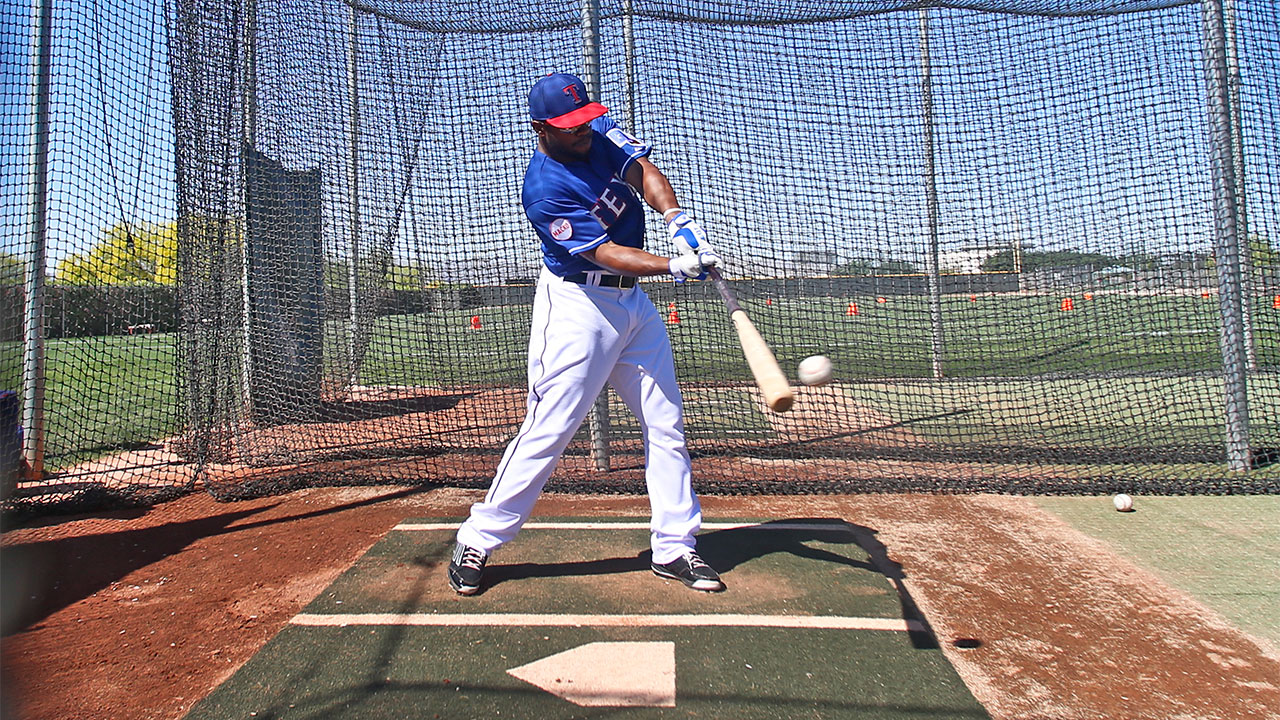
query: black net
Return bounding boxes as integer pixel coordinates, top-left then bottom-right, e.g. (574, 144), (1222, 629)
(3, 0), (188, 513)
(3, 0), (1278, 516)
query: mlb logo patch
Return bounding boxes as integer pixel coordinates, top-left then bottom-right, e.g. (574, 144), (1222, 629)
(550, 218), (573, 240)
(606, 127), (645, 151)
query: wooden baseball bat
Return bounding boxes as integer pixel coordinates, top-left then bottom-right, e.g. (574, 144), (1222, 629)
(706, 267), (794, 413)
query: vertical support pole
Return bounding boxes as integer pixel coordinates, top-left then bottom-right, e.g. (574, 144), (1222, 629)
(1012, 213), (1024, 288)
(346, 5), (363, 389)
(239, 0), (258, 418)
(623, 0), (636, 130)
(1202, 0), (1250, 472)
(242, 0), (258, 144)
(581, 0), (601, 92)
(22, 0), (53, 480)
(581, 0), (610, 471)
(1223, 0), (1254, 371)
(919, 8), (944, 379)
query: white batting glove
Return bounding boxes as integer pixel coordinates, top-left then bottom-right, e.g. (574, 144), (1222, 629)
(668, 249), (722, 282)
(666, 210), (715, 257)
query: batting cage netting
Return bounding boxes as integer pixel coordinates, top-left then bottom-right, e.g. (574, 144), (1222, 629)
(2, 0), (1278, 515)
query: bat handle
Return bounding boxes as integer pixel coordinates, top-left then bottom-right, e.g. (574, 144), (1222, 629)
(706, 267), (742, 315)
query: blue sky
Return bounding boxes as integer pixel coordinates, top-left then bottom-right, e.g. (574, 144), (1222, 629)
(2, 0), (175, 268)
(2, 0), (1275, 279)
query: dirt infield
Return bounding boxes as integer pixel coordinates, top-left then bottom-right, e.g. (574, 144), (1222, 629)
(3, 487), (1279, 720)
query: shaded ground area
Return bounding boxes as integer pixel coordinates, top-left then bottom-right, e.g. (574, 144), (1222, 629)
(3, 488), (1279, 719)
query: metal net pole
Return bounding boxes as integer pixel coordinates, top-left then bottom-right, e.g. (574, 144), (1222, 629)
(1201, 0), (1251, 472)
(21, 0), (53, 480)
(581, 0), (611, 472)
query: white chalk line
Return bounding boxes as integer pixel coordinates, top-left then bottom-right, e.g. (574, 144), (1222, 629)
(393, 521), (854, 532)
(292, 612), (922, 633)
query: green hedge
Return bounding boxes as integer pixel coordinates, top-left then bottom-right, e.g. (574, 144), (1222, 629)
(0, 285), (178, 340)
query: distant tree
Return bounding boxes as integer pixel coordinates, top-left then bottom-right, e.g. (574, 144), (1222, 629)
(324, 259), (350, 290)
(1115, 253), (1163, 271)
(1207, 234), (1280, 276)
(1248, 233), (1276, 273)
(385, 263), (431, 290)
(982, 249), (1117, 273)
(0, 252), (22, 284)
(55, 222), (178, 285)
(830, 259), (875, 276)
(876, 260), (919, 275)
(325, 260), (430, 291)
(980, 251), (1012, 272)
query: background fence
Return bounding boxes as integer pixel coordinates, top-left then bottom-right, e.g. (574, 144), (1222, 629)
(3, 0), (1278, 515)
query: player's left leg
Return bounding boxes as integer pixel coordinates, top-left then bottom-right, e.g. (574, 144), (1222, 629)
(608, 291), (708, 572)
(610, 336), (723, 594)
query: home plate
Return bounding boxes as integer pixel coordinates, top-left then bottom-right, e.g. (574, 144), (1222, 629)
(506, 641), (676, 707)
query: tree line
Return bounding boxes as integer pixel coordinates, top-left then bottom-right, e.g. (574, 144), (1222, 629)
(3, 222), (1275, 287)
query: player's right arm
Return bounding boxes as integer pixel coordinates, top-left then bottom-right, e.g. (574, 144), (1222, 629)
(583, 157), (719, 280)
(584, 241), (720, 281)
(626, 157), (678, 216)
(623, 154), (717, 263)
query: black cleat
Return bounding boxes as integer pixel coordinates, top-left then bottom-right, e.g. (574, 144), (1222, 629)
(651, 552), (724, 592)
(448, 542), (488, 595)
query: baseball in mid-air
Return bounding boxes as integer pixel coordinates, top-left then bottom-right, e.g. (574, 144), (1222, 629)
(797, 355), (833, 386)
(1112, 493), (1134, 512)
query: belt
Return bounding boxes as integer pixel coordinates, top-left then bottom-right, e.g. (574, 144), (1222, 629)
(563, 272), (637, 289)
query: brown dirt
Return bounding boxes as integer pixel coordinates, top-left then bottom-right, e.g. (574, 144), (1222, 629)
(3, 488), (1278, 720)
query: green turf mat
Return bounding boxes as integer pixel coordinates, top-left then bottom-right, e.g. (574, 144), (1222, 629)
(308, 520), (907, 619)
(185, 625), (984, 719)
(185, 518), (987, 719)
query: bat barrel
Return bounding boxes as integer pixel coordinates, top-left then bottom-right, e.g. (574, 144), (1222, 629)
(729, 311), (794, 413)
(704, 268), (792, 412)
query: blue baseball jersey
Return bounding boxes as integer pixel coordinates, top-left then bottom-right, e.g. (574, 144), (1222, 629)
(522, 117), (652, 277)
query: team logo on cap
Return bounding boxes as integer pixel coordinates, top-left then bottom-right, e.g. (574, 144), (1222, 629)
(550, 218), (573, 240)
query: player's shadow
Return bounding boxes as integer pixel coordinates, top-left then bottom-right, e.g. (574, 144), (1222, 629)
(481, 555), (650, 585)
(483, 518), (938, 649)
(698, 519), (937, 649)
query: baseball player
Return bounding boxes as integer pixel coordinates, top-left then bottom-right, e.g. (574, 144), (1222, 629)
(448, 72), (724, 595)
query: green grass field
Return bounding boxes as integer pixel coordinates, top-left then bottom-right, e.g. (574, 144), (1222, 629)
(3, 291), (1277, 474)
(1035, 495), (1280, 649)
(857, 374), (1280, 449)
(0, 333), (180, 470)
(355, 291), (1279, 384)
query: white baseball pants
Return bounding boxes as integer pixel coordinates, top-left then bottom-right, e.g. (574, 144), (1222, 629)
(456, 267), (702, 564)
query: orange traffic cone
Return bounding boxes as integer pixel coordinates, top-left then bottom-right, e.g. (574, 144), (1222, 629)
(470, 315), (482, 330)
(846, 302), (859, 316)
(1273, 294), (1280, 309)
(766, 298), (773, 306)
(1083, 293), (1093, 301)
(667, 302), (680, 324)
(1201, 291), (1211, 298)
(876, 296), (887, 304)
(969, 295), (977, 302)
(1059, 297), (1074, 311)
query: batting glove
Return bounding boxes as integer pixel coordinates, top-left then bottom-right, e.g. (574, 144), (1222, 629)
(666, 210), (715, 257)
(668, 249), (722, 282)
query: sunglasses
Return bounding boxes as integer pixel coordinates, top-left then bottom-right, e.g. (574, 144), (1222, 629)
(547, 121), (592, 135)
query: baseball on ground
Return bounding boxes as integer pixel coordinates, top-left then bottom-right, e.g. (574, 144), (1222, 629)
(797, 355), (833, 386)
(1112, 493), (1134, 512)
